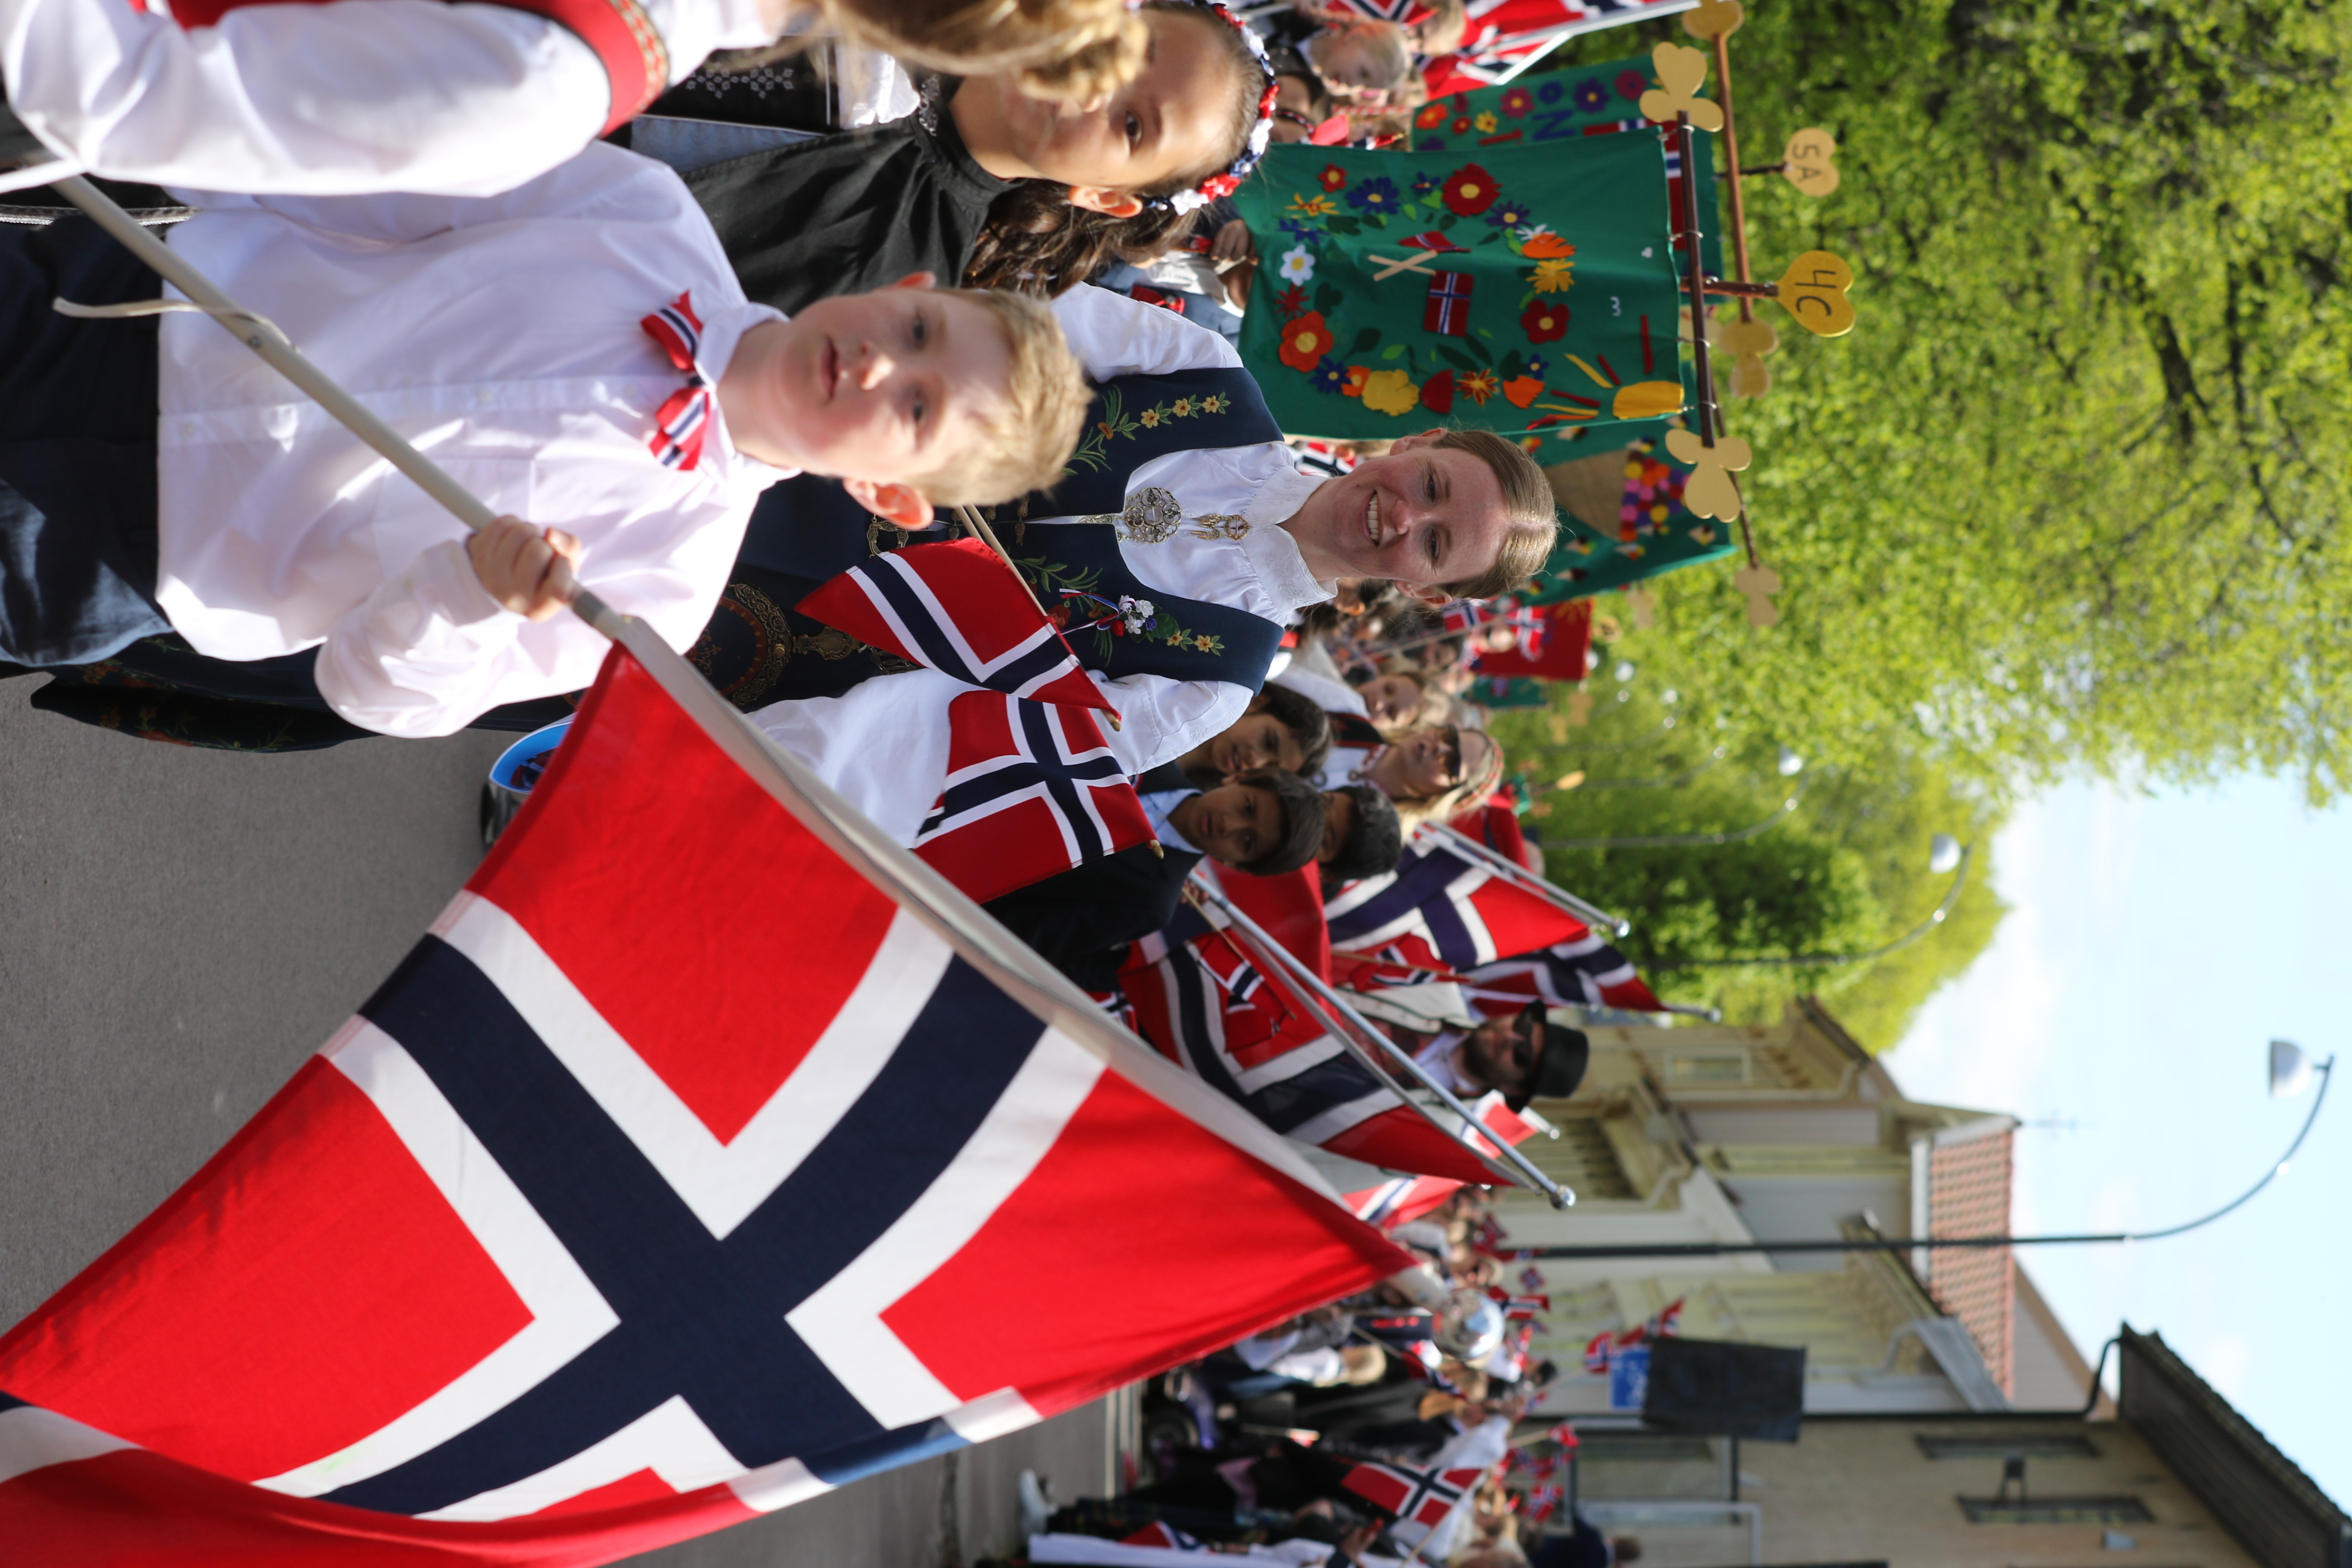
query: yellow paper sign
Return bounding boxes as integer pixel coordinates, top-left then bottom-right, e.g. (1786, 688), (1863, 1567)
(1638, 43), (1724, 132)
(1775, 250), (1857, 337)
(1780, 128), (1841, 196)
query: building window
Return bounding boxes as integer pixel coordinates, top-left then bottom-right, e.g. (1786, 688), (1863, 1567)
(1918, 1435), (2100, 1460)
(1960, 1498), (2152, 1525)
(1666, 1050), (1751, 1086)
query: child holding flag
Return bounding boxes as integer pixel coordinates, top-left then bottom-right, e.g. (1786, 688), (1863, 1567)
(0, 142), (1086, 736)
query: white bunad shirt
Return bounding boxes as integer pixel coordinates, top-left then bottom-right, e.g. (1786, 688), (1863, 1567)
(753, 287), (1338, 845)
(0, 0), (777, 196)
(153, 143), (788, 736)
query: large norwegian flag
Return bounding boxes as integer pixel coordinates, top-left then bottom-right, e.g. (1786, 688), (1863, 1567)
(1439, 0), (1700, 84)
(1118, 911), (1502, 1184)
(913, 690), (1154, 902)
(796, 539), (1114, 716)
(1342, 1460), (1484, 1528)
(0, 639), (1412, 1564)
(1325, 836), (1588, 976)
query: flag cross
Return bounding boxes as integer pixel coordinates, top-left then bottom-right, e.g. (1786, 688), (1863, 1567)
(1326, 849), (1487, 970)
(318, 939), (1047, 1516)
(916, 699), (1131, 859)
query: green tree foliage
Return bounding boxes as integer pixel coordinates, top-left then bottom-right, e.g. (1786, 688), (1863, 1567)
(1541, 0), (2352, 801)
(1485, 647), (2006, 1049)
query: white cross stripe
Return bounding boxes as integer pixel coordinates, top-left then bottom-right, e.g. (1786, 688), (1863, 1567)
(431, 892), (952, 1240)
(787, 1031), (1102, 1431)
(417, 1395), (741, 1522)
(860, 553), (1062, 681)
(256, 1020), (621, 1500)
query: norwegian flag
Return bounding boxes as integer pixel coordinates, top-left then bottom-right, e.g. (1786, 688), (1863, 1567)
(1342, 1461), (1483, 1528)
(1525, 1481), (1565, 1524)
(797, 539), (1115, 716)
(1324, 0), (1435, 24)
(1121, 1522), (1207, 1550)
(1439, 0), (1700, 85)
(1423, 272), (1474, 337)
(1584, 1297), (1686, 1371)
(0, 643), (1411, 1563)
(1119, 912), (1501, 1183)
(1342, 1094), (1541, 1224)
(913, 691), (1153, 902)
(1326, 835), (1587, 975)
(1457, 931), (1664, 1017)
(1464, 601), (1593, 681)
(1490, 1288), (1550, 1320)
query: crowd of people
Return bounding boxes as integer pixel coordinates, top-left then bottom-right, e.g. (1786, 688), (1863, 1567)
(1, 0), (1608, 1561)
(1014, 1188), (1639, 1568)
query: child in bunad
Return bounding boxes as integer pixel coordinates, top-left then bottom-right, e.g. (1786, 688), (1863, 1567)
(0, 141), (1086, 737)
(0, 0), (1144, 198)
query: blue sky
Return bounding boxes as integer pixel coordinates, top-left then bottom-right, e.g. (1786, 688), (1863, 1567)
(1888, 773), (2352, 1503)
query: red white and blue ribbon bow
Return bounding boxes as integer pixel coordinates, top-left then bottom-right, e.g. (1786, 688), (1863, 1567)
(640, 292), (711, 472)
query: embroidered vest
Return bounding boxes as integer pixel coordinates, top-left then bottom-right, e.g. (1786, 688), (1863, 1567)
(708, 362), (1295, 708)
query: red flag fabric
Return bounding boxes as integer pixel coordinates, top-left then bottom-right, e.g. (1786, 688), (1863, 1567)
(1463, 600), (1592, 680)
(912, 692), (1153, 902)
(796, 539), (1115, 715)
(1343, 1094), (1540, 1225)
(1198, 861), (1331, 981)
(0, 643), (1411, 1564)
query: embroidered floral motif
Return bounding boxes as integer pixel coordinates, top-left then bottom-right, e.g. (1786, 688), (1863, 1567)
(1064, 383), (1242, 472)
(1020, 553), (1228, 660)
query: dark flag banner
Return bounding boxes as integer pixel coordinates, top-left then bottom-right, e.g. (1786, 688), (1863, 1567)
(1234, 134), (1684, 442)
(0, 644), (1412, 1564)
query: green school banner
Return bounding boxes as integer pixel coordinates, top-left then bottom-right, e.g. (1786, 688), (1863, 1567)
(1530, 433), (1738, 601)
(1403, 55), (1723, 285)
(1234, 134), (1685, 442)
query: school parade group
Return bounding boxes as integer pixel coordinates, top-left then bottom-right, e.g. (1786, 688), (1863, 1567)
(0, 0), (1684, 1560)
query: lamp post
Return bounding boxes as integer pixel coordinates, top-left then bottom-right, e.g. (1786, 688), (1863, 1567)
(1519, 1041), (2336, 1261)
(1657, 833), (1971, 970)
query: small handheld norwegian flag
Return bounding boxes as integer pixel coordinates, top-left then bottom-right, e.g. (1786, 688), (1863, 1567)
(797, 539), (1116, 716)
(913, 691), (1154, 902)
(1341, 1460), (1484, 1528)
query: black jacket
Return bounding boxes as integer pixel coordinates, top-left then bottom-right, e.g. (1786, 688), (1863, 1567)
(984, 768), (1203, 988)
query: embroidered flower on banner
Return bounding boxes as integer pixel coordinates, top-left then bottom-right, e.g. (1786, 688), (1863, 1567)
(1347, 176), (1402, 214)
(1529, 257), (1575, 293)
(1278, 245), (1317, 283)
(1459, 368), (1500, 404)
(1486, 197), (1535, 229)
(1362, 369), (1421, 416)
(1501, 87), (1534, 118)
(1421, 369), (1457, 413)
(1311, 355), (1351, 394)
(1574, 77), (1609, 113)
(1522, 300), (1569, 342)
(1288, 193), (1338, 218)
(1415, 102), (1450, 129)
(1451, 116), (1471, 133)
(1616, 69), (1648, 101)
(1279, 312), (1335, 371)
(1538, 80), (1564, 104)
(1471, 111), (1497, 133)
(1342, 364), (1372, 397)
(1441, 163), (1500, 216)
(1320, 163), (1349, 190)
(1504, 374), (1544, 407)
(1275, 282), (1307, 317)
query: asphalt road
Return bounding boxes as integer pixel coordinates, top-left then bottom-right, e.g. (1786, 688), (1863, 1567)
(0, 677), (1110, 1565)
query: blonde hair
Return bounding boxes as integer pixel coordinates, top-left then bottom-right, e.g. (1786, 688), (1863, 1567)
(1430, 428), (1559, 599)
(1391, 722), (1505, 827)
(1412, 0), (1468, 56)
(810, 0), (1149, 103)
(1310, 19), (1413, 95)
(908, 288), (1090, 505)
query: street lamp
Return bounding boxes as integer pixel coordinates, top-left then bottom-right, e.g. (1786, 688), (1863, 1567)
(1661, 835), (1972, 969)
(1522, 1041), (2336, 1261)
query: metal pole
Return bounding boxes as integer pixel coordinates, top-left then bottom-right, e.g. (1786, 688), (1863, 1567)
(1524, 1060), (2331, 1259)
(1191, 876), (1574, 1208)
(1423, 821), (1629, 937)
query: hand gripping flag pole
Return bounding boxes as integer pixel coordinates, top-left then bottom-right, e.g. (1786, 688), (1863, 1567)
(48, 170), (1448, 1294)
(1188, 874), (1573, 1210)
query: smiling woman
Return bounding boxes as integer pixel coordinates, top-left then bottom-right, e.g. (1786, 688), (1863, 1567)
(1276, 427), (1555, 602)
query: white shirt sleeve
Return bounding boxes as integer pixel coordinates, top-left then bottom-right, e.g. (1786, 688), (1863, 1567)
(1054, 283), (1245, 379)
(0, 0), (613, 196)
(312, 539), (545, 738)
